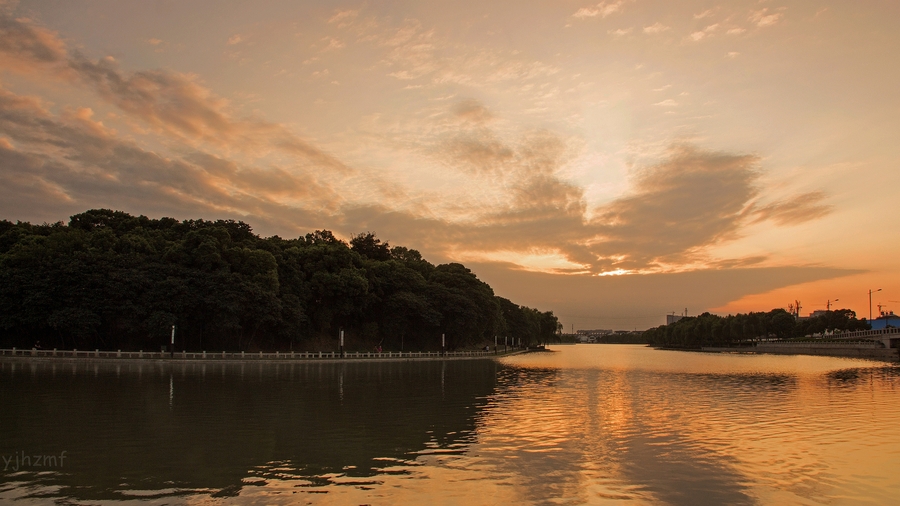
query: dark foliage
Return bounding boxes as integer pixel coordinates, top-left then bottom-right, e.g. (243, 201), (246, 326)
(643, 308), (870, 349)
(0, 210), (560, 351)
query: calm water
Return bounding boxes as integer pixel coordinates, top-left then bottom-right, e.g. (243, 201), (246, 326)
(2, 346), (900, 505)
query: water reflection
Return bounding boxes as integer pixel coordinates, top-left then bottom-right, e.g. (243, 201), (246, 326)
(478, 346), (900, 505)
(0, 359), (497, 502)
(3, 347), (900, 504)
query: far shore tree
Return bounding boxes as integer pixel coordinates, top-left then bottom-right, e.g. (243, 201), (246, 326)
(642, 308), (870, 349)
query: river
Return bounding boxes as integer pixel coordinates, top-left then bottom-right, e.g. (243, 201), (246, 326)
(2, 345), (899, 505)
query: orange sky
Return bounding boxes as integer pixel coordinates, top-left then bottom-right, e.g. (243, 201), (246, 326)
(0, 0), (897, 329)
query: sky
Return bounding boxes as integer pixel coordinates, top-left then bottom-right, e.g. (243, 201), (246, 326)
(0, 0), (897, 330)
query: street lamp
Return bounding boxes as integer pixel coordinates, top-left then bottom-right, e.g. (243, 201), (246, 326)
(869, 288), (882, 321)
(826, 298), (839, 311)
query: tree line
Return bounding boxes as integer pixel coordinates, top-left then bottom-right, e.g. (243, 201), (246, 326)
(0, 209), (561, 352)
(643, 308), (870, 349)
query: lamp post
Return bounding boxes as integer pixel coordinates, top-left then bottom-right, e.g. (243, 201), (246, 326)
(339, 329), (344, 358)
(827, 298), (839, 311)
(170, 325), (175, 358)
(869, 288), (882, 321)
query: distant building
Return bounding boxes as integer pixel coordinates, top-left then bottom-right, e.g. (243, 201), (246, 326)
(575, 329), (612, 344)
(870, 311), (900, 330)
(666, 314), (684, 325)
(576, 329), (613, 336)
(808, 310), (828, 319)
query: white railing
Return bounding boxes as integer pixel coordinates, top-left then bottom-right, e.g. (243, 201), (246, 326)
(757, 341), (884, 349)
(0, 348), (508, 360)
(830, 328), (900, 340)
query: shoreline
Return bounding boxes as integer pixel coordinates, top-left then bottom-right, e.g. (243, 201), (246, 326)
(0, 348), (532, 364)
(694, 346), (899, 363)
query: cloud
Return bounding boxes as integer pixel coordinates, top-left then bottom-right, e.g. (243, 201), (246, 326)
(325, 10), (559, 102)
(328, 8), (359, 27)
(390, 102), (834, 276)
(573, 1), (627, 19)
(319, 36), (344, 51)
(0, 14), (66, 72)
(643, 23), (670, 34)
(453, 99), (494, 123)
(750, 8), (784, 27)
(587, 145), (761, 271)
(0, 13), (836, 282)
(609, 28), (633, 37)
(0, 85), (340, 232)
(751, 191), (831, 226)
(690, 23), (720, 41)
(0, 13), (352, 175)
(227, 34), (244, 45)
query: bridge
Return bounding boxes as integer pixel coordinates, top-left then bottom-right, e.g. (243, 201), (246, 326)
(831, 327), (900, 350)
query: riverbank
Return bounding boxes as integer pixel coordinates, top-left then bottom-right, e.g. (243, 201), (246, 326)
(699, 344), (898, 362)
(0, 348), (531, 363)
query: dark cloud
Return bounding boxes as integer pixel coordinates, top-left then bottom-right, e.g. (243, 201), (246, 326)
(453, 98), (494, 123)
(589, 145), (761, 270)
(0, 85), (337, 234)
(441, 133), (514, 176)
(425, 104), (834, 275)
(0, 13), (352, 175)
(0, 14), (66, 70)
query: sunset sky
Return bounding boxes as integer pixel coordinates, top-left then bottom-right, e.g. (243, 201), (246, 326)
(1, 0), (897, 330)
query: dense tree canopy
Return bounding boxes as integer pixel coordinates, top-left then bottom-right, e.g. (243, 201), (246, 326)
(643, 308), (870, 349)
(0, 210), (560, 352)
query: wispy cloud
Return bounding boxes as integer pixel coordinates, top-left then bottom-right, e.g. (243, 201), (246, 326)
(573, 1), (627, 19)
(690, 23), (720, 41)
(751, 191), (831, 226)
(750, 8), (784, 28)
(643, 23), (670, 34)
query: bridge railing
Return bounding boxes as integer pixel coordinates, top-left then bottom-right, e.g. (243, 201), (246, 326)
(757, 341), (884, 349)
(829, 328), (900, 340)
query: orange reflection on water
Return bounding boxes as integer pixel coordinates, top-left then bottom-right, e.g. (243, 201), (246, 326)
(199, 346), (900, 505)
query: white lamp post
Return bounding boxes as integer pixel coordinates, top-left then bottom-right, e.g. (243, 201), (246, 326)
(869, 288), (882, 321)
